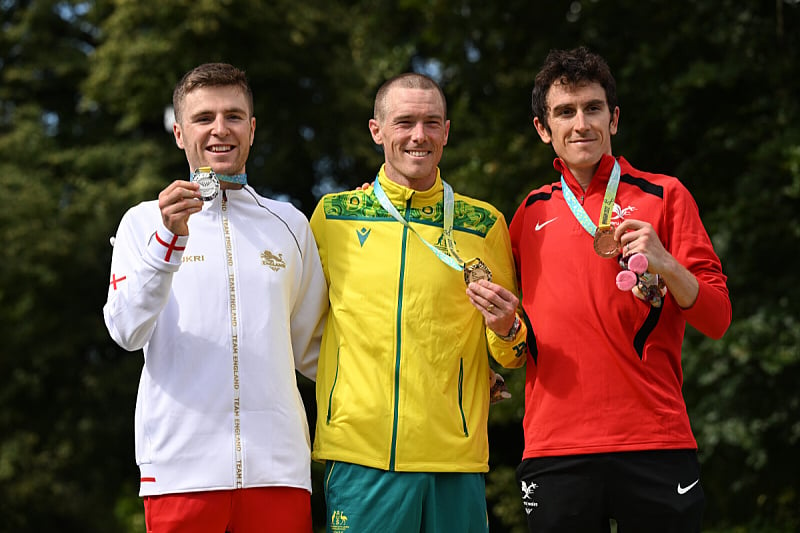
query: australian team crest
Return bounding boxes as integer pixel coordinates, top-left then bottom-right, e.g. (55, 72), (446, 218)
(260, 250), (286, 272)
(434, 233), (452, 254)
(330, 509), (349, 531)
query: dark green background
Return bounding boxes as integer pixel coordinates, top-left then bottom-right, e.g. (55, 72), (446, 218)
(1, 0), (798, 531)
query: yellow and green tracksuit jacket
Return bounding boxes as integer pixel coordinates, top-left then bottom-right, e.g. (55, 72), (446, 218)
(310, 166), (526, 473)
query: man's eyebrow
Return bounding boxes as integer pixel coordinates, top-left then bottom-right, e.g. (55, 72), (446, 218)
(550, 99), (605, 114)
(392, 112), (444, 122)
(584, 99), (606, 108)
(190, 106), (249, 118)
(550, 103), (575, 114)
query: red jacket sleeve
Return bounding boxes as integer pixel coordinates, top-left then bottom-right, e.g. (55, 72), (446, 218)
(664, 181), (731, 339)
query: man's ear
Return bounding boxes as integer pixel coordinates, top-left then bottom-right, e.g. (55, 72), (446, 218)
(609, 106), (620, 136)
(533, 117), (552, 144)
(173, 123), (185, 149)
(368, 118), (382, 145)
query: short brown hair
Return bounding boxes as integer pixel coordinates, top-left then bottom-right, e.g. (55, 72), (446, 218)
(531, 47), (617, 133)
(373, 73), (447, 122)
(173, 63), (254, 123)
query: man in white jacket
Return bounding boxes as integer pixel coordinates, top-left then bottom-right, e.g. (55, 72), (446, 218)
(103, 62), (327, 533)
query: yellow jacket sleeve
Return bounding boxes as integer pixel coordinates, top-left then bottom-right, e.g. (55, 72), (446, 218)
(482, 212), (527, 369)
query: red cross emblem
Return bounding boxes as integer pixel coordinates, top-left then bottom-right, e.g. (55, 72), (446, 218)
(155, 232), (186, 262)
(110, 274), (127, 290)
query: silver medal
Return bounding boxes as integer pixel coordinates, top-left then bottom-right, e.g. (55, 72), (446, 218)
(191, 166), (220, 201)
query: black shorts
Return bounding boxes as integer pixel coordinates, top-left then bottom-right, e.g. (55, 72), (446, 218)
(516, 450), (704, 533)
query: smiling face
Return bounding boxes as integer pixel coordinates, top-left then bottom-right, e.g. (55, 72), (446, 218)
(173, 85), (256, 180)
(534, 81), (619, 188)
(368, 87), (450, 191)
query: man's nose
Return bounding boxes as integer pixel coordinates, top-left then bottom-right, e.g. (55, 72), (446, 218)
(211, 116), (229, 136)
(410, 122), (426, 141)
(574, 111), (589, 131)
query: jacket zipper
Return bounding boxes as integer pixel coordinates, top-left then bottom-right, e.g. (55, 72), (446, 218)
(389, 195), (412, 471)
(221, 191), (244, 488)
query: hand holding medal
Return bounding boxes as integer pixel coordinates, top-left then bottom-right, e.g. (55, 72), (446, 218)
(157, 174), (206, 236)
(465, 278), (520, 339)
(616, 219), (674, 307)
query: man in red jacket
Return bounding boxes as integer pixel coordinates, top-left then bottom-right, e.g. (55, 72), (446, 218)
(510, 47), (731, 532)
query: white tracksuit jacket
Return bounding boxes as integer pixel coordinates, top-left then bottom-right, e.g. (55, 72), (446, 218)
(103, 185), (327, 496)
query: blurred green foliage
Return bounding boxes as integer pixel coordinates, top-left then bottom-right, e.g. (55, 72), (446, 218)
(1, 0), (798, 531)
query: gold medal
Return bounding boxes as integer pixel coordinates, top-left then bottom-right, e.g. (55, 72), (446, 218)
(463, 258), (492, 285)
(191, 166), (220, 202)
(593, 227), (619, 258)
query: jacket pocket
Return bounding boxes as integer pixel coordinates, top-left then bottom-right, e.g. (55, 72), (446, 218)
(325, 348), (341, 424)
(458, 358), (469, 437)
(633, 305), (663, 359)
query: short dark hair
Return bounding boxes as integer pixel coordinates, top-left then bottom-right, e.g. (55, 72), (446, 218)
(531, 47), (617, 132)
(173, 63), (254, 123)
(374, 73), (447, 122)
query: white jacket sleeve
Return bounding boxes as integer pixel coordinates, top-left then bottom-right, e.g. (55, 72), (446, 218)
(289, 217), (328, 381)
(103, 205), (187, 351)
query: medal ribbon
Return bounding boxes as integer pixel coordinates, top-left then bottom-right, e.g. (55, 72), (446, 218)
(189, 171), (247, 185)
(218, 173), (247, 185)
(373, 176), (463, 272)
(441, 182), (469, 266)
(560, 159), (621, 236)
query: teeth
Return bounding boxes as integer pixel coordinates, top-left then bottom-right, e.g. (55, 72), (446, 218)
(209, 146), (232, 152)
(408, 151), (427, 157)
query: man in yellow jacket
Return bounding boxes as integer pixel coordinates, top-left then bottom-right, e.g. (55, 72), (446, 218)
(310, 73), (526, 532)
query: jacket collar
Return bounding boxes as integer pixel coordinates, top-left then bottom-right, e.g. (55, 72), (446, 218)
(199, 184), (254, 211)
(554, 154), (619, 195)
(375, 164), (444, 206)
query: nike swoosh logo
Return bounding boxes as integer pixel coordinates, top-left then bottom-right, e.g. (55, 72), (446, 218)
(535, 217), (558, 231)
(677, 479), (700, 495)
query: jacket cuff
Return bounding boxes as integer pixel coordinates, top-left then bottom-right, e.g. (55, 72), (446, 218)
(487, 314), (527, 344)
(146, 225), (188, 270)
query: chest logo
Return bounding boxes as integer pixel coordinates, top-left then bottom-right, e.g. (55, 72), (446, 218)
(260, 250), (286, 271)
(612, 203), (638, 222)
(534, 217), (558, 231)
(434, 233), (455, 254)
(356, 227), (371, 247)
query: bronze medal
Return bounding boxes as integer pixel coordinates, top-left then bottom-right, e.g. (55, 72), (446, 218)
(463, 258), (492, 285)
(593, 227), (619, 258)
(191, 166), (220, 202)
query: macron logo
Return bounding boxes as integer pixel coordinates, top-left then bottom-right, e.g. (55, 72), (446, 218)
(356, 227), (371, 247)
(677, 479), (700, 495)
(535, 217), (558, 231)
